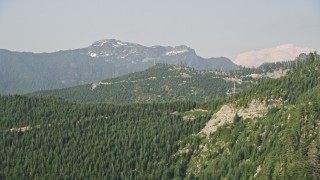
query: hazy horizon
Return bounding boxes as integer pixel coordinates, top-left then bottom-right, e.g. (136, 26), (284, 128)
(0, 0), (319, 66)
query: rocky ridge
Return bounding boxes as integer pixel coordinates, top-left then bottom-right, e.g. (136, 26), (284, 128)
(200, 100), (270, 136)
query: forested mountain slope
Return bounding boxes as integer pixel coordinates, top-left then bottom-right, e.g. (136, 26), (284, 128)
(1, 52), (319, 179)
(0, 96), (211, 179)
(30, 64), (239, 103)
(172, 52), (320, 179)
(30, 62), (290, 104)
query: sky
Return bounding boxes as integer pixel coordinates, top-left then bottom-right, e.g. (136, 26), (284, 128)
(0, 0), (319, 66)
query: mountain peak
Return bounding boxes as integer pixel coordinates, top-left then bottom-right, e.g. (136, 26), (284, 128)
(84, 39), (236, 70)
(87, 39), (197, 59)
(88, 39), (136, 58)
(91, 39), (129, 48)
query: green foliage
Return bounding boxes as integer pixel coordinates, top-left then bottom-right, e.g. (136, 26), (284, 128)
(233, 113), (242, 123)
(1, 53), (319, 179)
(171, 52), (320, 179)
(30, 64), (238, 104)
(259, 60), (294, 73)
(0, 95), (210, 179)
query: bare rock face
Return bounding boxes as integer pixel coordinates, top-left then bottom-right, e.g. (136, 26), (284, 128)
(200, 104), (235, 135)
(200, 100), (268, 136)
(237, 100), (268, 119)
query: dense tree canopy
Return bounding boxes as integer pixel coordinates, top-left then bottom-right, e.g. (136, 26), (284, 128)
(1, 53), (319, 179)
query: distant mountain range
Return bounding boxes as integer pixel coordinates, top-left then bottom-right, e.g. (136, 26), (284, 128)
(0, 39), (238, 94)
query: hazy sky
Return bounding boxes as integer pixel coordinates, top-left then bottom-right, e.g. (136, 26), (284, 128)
(0, 0), (319, 64)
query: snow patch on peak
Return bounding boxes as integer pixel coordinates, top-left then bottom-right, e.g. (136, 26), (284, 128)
(112, 41), (128, 48)
(112, 44), (120, 48)
(92, 39), (128, 47)
(99, 40), (108, 46)
(93, 39), (111, 47)
(116, 41), (127, 46)
(166, 49), (189, 56)
(90, 52), (97, 58)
